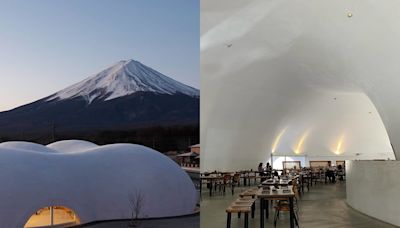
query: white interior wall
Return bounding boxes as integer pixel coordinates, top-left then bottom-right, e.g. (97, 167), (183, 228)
(201, 0), (400, 172)
(347, 161), (400, 226)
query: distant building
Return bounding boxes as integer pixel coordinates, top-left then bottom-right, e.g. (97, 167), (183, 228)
(190, 144), (200, 154)
(178, 144), (200, 168)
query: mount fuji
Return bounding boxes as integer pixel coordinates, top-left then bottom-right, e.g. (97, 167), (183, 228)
(47, 59), (199, 103)
(0, 59), (199, 137)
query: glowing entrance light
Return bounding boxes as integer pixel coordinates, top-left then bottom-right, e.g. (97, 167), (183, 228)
(294, 131), (309, 154)
(271, 128), (287, 153)
(24, 206), (80, 228)
(334, 135), (345, 155)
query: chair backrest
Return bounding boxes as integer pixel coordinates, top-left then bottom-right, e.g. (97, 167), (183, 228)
(233, 173), (241, 182)
(223, 174), (232, 183)
(292, 180), (300, 199)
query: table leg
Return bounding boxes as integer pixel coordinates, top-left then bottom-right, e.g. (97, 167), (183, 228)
(265, 199), (269, 219)
(227, 212), (231, 228)
(244, 213), (249, 228)
(209, 181), (213, 197)
(289, 197), (294, 228)
(260, 198), (264, 228)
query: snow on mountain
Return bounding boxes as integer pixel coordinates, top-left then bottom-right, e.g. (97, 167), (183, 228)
(47, 59), (199, 103)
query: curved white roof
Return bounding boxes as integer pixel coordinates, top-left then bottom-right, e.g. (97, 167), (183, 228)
(201, 0), (399, 171)
(47, 140), (99, 153)
(0, 140), (197, 227)
(0, 141), (58, 154)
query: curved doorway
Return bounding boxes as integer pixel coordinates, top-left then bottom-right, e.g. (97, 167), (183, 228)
(24, 206), (80, 228)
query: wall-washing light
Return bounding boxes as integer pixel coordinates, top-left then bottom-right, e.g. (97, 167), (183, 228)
(294, 131), (309, 154)
(333, 134), (345, 155)
(271, 128), (287, 154)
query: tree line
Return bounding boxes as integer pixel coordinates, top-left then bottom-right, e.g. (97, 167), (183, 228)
(0, 125), (199, 153)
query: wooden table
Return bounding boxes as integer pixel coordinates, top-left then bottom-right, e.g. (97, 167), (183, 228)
(256, 187), (295, 228)
(200, 176), (224, 196)
(261, 179), (290, 186)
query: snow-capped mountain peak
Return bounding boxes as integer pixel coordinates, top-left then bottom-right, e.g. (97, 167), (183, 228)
(47, 59), (199, 103)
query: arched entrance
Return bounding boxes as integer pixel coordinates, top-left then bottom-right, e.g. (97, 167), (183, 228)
(24, 206), (80, 228)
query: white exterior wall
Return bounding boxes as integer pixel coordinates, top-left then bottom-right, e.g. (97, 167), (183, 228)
(0, 141), (198, 228)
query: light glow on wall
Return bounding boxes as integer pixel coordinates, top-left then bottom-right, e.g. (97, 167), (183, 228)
(334, 135), (345, 155)
(294, 131), (309, 154)
(271, 128), (287, 153)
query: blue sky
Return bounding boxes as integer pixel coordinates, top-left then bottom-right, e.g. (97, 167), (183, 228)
(0, 0), (199, 111)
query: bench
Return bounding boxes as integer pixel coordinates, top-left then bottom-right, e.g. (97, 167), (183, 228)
(226, 205), (251, 228)
(234, 198), (256, 218)
(239, 188), (258, 198)
(226, 197), (257, 228)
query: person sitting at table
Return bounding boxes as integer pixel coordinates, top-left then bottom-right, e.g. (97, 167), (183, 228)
(273, 170), (279, 178)
(258, 162), (267, 182)
(337, 164), (344, 181)
(266, 162), (272, 176)
(325, 166), (336, 183)
(258, 162), (264, 172)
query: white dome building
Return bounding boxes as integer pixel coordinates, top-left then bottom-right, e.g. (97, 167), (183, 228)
(0, 140), (198, 228)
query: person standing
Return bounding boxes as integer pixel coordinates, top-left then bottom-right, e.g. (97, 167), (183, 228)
(258, 162), (267, 182)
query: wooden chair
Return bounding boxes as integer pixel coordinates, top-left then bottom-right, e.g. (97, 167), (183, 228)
(220, 174), (233, 195)
(254, 172), (264, 185)
(273, 184), (300, 227)
(231, 173), (241, 195)
(240, 171), (248, 186)
(337, 169), (345, 182)
(301, 174), (311, 192)
(247, 171), (257, 185)
(273, 201), (299, 227)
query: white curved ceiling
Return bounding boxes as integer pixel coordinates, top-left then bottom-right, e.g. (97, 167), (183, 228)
(201, 0), (400, 171)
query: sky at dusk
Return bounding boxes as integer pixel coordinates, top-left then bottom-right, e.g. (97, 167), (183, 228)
(0, 0), (199, 111)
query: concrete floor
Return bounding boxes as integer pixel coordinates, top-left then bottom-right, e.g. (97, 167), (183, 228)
(200, 182), (396, 228)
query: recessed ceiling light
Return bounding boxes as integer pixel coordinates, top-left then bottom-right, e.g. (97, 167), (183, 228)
(347, 12), (353, 18)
